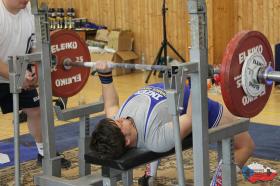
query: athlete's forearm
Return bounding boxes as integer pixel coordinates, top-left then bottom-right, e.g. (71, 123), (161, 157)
(102, 82), (120, 118)
(178, 94), (193, 138)
(178, 114), (192, 138)
(0, 59), (9, 80)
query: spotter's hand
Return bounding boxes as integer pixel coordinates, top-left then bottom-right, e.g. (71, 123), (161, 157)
(22, 70), (38, 90)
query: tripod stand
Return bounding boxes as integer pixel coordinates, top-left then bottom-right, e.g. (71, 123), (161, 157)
(145, 0), (185, 83)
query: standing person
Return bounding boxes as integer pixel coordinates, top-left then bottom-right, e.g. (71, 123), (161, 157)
(0, 0), (71, 168)
(90, 62), (255, 185)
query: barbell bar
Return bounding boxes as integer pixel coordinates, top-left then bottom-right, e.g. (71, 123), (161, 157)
(48, 29), (280, 118)
(63, 59), (170, 72)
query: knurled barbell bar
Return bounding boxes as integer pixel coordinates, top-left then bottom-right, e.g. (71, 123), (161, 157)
(48, 30), (280, 118)
(63, 59), (170, 72)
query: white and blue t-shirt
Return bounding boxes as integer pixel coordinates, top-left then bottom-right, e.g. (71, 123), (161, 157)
(115, 83), (223, 152)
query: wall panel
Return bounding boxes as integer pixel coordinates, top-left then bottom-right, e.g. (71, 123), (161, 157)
(211, 0), (234, 64)
(39, 0), (280, 65)
(39, 0), (189, 65)
(234, 0), (280, 54)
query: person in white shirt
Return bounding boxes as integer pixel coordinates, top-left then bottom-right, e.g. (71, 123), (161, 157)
(0, 0), (70, 168)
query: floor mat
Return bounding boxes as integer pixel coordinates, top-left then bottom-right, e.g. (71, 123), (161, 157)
(1, 149), (279, 186)
(249, 122), (280, 161)
(0, 115), (104, 169)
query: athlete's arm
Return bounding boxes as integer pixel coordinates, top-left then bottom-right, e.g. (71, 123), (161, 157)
(178, 94), (193, 138)
(178, 114), (192, 138)
(95, 61), (120, 118)
(101, 83), (120, 118)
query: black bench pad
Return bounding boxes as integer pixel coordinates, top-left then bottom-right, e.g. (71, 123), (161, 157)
(85, 135), (193, 171)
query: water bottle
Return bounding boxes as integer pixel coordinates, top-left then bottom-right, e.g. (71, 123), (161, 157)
(141, 53), (146, 71)
(78, 95), (86, 105)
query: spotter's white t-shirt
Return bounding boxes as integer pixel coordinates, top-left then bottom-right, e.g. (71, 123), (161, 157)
(0, 1), (35, 83)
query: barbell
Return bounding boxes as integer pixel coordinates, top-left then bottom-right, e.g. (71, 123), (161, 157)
(48, 29), (280, 118)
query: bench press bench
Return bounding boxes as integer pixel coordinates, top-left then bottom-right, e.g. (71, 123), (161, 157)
(84, 118), (250, 186)
(84, 135), (193, 185)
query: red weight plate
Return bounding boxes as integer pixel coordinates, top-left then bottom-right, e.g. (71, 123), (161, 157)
(50, 30), (91, 97)
(220, 31), (274, 118)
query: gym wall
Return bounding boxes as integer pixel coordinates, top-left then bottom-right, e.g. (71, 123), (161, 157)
(39, 0), (280, 65)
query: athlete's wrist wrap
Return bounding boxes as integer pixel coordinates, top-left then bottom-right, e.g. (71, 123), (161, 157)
(98, 71), (113, 84)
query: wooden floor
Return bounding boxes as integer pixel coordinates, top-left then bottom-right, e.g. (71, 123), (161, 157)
(0, 71), (279, 140)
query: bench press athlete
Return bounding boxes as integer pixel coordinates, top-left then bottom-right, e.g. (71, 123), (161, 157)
(90, 61), (255, 185)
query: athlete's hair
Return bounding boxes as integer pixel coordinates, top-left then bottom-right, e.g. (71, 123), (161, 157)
(90, 118), (128, 159)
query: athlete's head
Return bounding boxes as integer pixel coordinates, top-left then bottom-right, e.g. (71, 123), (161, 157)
(90, 117), (137, 159)
(3, 0), (29, 14)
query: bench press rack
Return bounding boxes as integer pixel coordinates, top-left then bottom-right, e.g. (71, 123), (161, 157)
(8, 0), (250, 185)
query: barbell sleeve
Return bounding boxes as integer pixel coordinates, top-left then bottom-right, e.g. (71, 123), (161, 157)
(258, 66), (280, 85)
(265, 71), (280, 82)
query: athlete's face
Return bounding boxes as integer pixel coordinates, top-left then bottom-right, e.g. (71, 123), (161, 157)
(115, 118), (133, 136)
(3, 0), (29, 13)
(115, 117), (135, 147)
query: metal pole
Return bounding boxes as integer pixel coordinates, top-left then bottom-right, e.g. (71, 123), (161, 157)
(188, 0), (210, 185)
(8, 56), (24, 186)
(166, 89), (185, 186)
(13, 93), (21, 186)
(79, 115), (91, 176)
(31, 1), (61, 176)
(222, 138), (237, 186)
(162, 0), (168, 67)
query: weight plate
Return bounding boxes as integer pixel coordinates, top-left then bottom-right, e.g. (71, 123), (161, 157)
(220, 31), (274, 118)
(50, 30), (91, 97)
